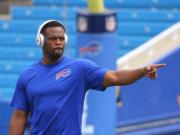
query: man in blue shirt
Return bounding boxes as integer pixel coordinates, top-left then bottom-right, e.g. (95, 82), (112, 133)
(8, 20), (166, 135)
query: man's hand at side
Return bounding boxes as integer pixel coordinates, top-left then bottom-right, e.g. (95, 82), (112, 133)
(8, 109), (29, 135)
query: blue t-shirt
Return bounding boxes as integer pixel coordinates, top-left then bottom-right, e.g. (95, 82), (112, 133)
(10, 56), (107, 135)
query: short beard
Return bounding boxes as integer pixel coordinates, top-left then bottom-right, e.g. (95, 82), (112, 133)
(48, 53), (61, 61)
(43, 48), (64, 62)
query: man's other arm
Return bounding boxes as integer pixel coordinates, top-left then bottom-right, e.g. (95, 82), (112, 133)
(8, 109), (29, 135)
(103, 64), (166, 87)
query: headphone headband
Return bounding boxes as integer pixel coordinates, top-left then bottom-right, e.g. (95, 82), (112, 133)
(36, 19), (68, 47)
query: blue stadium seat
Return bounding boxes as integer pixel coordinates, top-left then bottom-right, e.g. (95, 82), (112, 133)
(117, 9), (180, 22)
(0, 20), (40, 33)
(0, 46), (41, 60)
(118, 35), (151, 49)
(0, 74), (18, 88)
(117, 49), (130, 57)
(32, 0), (180, 8)
(0, 19), (76, 34)
(0, 88), (15, 101)
(0, 60), (35, 73)
(105, 0), (180, 8)
(11, 6), (76, 20)
(117, 36), (151, 57)
(117, 22), (173, 36)
(0, 33), (36, 46)
(32, 0), (87, 7)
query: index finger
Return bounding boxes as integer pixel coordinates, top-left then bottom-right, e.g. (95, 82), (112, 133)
(154, 64), (167, 68)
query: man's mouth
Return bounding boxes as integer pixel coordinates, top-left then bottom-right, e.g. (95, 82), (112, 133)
(53, 47), (63, 52)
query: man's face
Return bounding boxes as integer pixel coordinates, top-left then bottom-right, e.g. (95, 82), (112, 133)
(43, 26), (66, 60)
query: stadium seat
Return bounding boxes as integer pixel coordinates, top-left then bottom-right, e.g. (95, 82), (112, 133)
(0, 74), (18, 88)
(0, 20), (39, 33)
(105, 0), (180, 8)
(0, 46), (41, 60)
(11, 6), (77, 20)
(32, 0), (180, 9)
(0, 60), (34, 73)
(117, 9), (180, 22)
(118, 35), (151, 49)
(0, 88), (15, 101)
(0, 19), (76, 34)
(117, 22), (173, 36)
(32, 0), (87, 7)
(0, 33), (36, 46)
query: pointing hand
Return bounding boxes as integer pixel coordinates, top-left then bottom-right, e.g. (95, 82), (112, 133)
(142, 64), (167, 79)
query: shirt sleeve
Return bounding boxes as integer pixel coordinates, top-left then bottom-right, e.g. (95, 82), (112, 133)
(10, 73), (30, 111)
(81, 59), (108, 91)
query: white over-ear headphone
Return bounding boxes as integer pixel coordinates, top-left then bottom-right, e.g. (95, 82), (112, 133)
(36, 19), (68, 47)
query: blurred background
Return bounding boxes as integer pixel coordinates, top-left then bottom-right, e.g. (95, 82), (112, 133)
(0, 0), (180, 135)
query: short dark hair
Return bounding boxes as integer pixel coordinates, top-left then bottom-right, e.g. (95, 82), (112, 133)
(40, 21), (66, 35)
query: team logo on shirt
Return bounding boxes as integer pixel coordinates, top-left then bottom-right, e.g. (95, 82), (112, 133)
(56, 68), (71, 80)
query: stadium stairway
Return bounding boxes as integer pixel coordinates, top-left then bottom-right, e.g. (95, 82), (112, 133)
(0, 0), (180, 134)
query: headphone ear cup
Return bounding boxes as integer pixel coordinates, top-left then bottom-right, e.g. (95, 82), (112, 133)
(36, 35), (41, 46)
(39, 34), (44, 47)
(36, 34), (44, 47)
(64, 33), (68, 43)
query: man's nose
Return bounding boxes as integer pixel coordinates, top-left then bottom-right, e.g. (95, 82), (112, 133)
(56, 38), (63, 45)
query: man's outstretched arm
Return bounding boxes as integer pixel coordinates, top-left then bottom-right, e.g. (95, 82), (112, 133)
(8, 109), (29, 135)
(103, 64), (166, 87)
